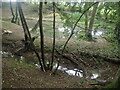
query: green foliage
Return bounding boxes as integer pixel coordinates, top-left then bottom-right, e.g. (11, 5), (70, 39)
(24, 3), (38, 14)
(96, 2), (118, 23)
(77, 33), (86, 40)
(58, 4), (82, 28)
(8, 57), (36, 68)
(103, 33), (116, 42)
(77, 32), (96, 41)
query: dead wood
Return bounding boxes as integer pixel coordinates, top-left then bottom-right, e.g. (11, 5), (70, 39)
(55, 49), (88, 67)
(70, 52), (88, 66)
(78, 51), (120, 65)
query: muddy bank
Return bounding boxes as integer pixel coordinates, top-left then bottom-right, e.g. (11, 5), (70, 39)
(2, 44), (119, 88)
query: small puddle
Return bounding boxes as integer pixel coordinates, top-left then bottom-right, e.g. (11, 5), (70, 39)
(90, 73), (100, 79)
(35, 63), (101, 79)
(92, 30), (105, 36)
(0, 51), (9, 55)
(0, 50), (14, 57)
(58, 27), (71, 33)
(2, 30), (12, 34)
(58, 66), (84, 77)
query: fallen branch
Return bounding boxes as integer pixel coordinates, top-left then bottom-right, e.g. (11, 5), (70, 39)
(55, 49), (88, 67)
(90, 81), (111, 86)
(78, 51), (120, 65)
(70, 52), (88, 66)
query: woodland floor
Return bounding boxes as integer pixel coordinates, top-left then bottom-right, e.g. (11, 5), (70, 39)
(1, 5), (120, 88)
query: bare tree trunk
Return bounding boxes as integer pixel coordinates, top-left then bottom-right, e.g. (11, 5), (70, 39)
(84, 3), (89, 37)
(10, 0), (15, 23)
(15, 3), (19, 24)
(87, 3), (99, 39)
(50, 2), (56, 70)
(39, 1), (46, 71)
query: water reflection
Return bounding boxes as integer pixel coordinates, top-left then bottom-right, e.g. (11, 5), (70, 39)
(58, 27), (71, 33)
(58, 27), (105, 38)
(58, 66), (84, 77)
(92, 30), (104, 36)
(35, 64), (41, 68)
(0, 51), (14, 58)
(20, 56), (24, 60)
(91, 73), (100, 79)
(58, 66), (101, 79)
(34, 64), (100, 79)
(0, 51), (9, 55)
(2, 30), (12, 34)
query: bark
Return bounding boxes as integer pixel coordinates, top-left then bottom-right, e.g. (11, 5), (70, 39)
(87, 3), (99, 39)
(15, 4), (19, 24)
(50, 2), (56, 70)
(84, 3), (90, 38)
(84, 3), (88, 31)
(17, 2), (29, 42)
(10, 1), (19, 24)
(10, 0), (15, 23)
(39, 1), (46, 71)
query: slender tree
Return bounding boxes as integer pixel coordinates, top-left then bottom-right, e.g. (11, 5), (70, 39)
(39, 1), (47, 71)
(10, 0), (15, 23)
(50, 2), (56, 70)
(87, 2), (99, 39)
(10, 0), (19, 24)
(84, 3), (89, 35)
(15, 3), (19, 25)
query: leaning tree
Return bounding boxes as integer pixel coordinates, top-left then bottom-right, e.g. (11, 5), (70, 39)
(17, 0), (57, 73)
